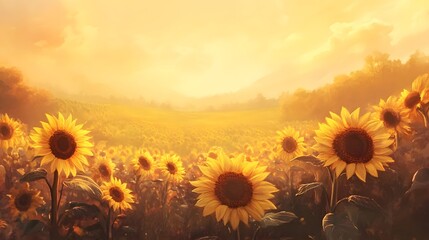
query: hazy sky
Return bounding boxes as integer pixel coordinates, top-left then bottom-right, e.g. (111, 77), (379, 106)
(0, 0), (428, 100)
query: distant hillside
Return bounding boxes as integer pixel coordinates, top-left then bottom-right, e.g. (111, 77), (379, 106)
(280, 51), (429, 120)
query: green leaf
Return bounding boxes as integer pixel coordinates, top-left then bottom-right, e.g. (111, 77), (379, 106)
(334, 195), (384, 229)
(346, 195), (384, 213)
(291, 155), (323, 166)
(63, 175), (102, 200)
(59, 202), (101, 226)
(20, 168), (47, 182)
(260, 211), (298, 228)
(323, 212), (359, 240)
(23, 220), (45, 236)
(296, 182), (324, 196)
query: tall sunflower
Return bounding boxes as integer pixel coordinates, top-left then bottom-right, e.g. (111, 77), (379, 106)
(276, 127), (306, 161)
(159, 154), (185, 183)
(7, 183), (45, 221)
(373, 96), (411, 135)
(314, 107), (395, 182)
(0, 114), (25, 150)
(191, 154), (278, 230)
(101, 177), (134, 212)
(399, 74), (429, 119)
(93, 155), (116, 181)
(132, 149), (155, 178)
(30, 113), (94, 177)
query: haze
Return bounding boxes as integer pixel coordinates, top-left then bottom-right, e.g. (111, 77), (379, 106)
(1, 0), (429, 102)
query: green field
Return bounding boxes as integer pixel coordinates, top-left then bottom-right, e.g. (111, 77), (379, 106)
(57, 99), (315, 155)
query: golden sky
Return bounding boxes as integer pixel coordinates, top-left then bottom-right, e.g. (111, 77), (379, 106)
(0, 0), (428, 100)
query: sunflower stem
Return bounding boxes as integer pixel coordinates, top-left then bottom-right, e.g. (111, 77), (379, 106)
(251, 226), (261, 240)
(417, 107), (428, 127)
(393, 131), (399, 151)
(57, 181), (64, 210)
(328, 169), (338, 211)
(107, 207), (112, 240)
(50, 170), (59, 240)
(236, 224), (241, 240)
(158, 180), (170, 240)
(288, 168), (294, 209)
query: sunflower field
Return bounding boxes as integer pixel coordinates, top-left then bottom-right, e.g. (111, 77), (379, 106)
(1, 74), (429, 240)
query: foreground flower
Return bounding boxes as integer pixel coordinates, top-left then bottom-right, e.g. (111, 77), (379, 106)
(0, 114), (24, 150)
(7, 183), (45, 221)
(314, 108), (394, 182)
(132, 149), (155, 178)
(93, 155), (116, 181)
(159, 154), (185, 183)
(191, 154), (278, 230)
(30, 113), (94, 177)
(101, 177), (134, 212)
(373, 96), (411, 135)
(276, 127), (306, 161)
(400, 74), (429, 119)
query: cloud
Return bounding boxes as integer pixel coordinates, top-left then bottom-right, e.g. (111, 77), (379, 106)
(0, 0), (429, 101)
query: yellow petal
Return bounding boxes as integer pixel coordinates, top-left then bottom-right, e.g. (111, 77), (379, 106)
(355, 163), (367, 182)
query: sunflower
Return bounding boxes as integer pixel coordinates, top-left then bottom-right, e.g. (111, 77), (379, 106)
(7, 183), (45, 221)
(93, 155), (116, 181)
(158, 154), (185, 183)
(276, 127), (306, 161)
(0, 114), (25, 150)
(191, 154), (278, 230)
(30, 113), (94, 177)
(400, 74), (429, 119)
(373, 96), (411, 135)
(314, 107), (395, 182)
(132, 149), (155, 178)
(101, 177), (134, 212)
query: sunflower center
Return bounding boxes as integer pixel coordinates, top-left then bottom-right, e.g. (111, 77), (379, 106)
(282, 137), (297, 153)
(109, 187), (125, 202)
(0, 123), (13, 140)
(404, 91), (421, 109)
(14, 192), (32, 212)
(215, 172), (253, 208)
(138, 156), (151, 170)
(208, 152), (218, 159)
(332, 128), (374, 164)
(381, 108), (401, 128)
(166, 162), (177, 174)
(98, 164), (111, 177)
(49, 130), (77, 160)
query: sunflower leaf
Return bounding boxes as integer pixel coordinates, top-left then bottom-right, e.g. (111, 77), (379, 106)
(22, 219), (45, 236)
(291, 155), (323, 166)
(322, 212), (359, 240)
(346, 195), (384, 213)
(334, 195), (384, 230)
(260, 211), (298, 228)
(63, 175), (102, 200)
(296, 182), (325, 196)
(19, 168), (47, 182)
(58, 202), (101, 226)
